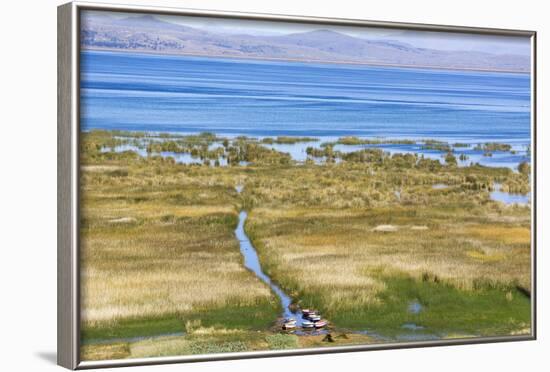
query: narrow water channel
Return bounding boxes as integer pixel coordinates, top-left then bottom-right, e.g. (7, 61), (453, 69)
(235, 211), (304, 326)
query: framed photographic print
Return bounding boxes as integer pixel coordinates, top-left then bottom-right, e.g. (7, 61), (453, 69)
(57, 1), (536, 369)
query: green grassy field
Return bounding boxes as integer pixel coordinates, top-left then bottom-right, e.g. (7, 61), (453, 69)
(80, 130), (531, 360)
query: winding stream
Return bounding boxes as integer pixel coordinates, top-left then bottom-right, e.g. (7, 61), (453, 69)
(234, 184), (312, 328)
(235, 210), (305, 327)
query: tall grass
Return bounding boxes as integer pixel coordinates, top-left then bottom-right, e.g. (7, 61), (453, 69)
(80, 130), (531, 359)
(246, 203), (531, 335)
(80, 162), (279, 341)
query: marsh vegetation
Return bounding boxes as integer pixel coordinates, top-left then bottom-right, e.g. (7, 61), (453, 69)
(80, 130), (531, 360)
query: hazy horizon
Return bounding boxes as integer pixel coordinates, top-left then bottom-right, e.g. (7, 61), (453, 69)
(84, 10), (531, 57)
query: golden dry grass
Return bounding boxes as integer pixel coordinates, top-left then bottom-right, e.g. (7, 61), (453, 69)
(466, 226), (530, 245)
(249, 205), (531, 300)
(80, 164), (275, 331)
(246, 185), (531, 335)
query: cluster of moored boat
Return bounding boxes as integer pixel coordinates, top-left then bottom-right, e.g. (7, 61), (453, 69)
(282, 309), (328, 330)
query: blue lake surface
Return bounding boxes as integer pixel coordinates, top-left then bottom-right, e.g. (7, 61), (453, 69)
(80, 50), (531, 144)
(490, 183), (530, 205)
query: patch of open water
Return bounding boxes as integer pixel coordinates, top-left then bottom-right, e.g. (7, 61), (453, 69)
(490, 183), (530, 205)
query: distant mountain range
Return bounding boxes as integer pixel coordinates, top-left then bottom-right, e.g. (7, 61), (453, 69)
(81, 13), (530, 72)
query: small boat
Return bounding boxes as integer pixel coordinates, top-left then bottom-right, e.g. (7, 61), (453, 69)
(314, 320), (328, 328)
(301, 309), (312, 315)
(283, 322), (297, 330)
(301, 320), (315, 329)
(284, 317), (296, 324)
(308, 315), (321, 322)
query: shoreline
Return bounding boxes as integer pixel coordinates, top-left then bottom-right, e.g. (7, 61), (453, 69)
(89, 129), (532, 175)
(81, 46), (530, 75)
(81, 128), (532, 147)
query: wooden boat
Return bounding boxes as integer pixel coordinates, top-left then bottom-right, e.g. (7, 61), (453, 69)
(282, 322), (297, 330)
(314, 320), (328, 328)
(301, 320), (315, 329)
(284, 317), (296, 324)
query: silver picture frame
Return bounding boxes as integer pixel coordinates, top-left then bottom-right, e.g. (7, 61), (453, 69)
(57, 1), (537, 369)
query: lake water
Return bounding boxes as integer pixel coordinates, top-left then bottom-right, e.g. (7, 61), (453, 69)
(84, 48), (532, 175)
(81, 50), (531, 150)
(490, 183), (530, 205)
(431, 182), (529, 205)
(102, 139), (528, 169)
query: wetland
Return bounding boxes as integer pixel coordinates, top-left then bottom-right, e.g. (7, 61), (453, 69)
(79, 50), (532, 361)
